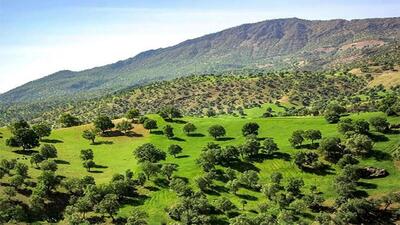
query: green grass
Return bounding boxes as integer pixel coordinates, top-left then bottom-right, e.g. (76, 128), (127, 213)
(0, 112), (399, 224)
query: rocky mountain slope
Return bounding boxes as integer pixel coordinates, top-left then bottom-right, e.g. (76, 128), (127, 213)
(1, 17), (400, 104)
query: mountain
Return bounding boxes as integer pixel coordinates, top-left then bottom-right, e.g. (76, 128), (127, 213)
(1, 17), (400, 104)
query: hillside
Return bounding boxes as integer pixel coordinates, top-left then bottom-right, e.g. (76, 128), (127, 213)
(0, 69), (370, 126)
(1, 17), (400, 104)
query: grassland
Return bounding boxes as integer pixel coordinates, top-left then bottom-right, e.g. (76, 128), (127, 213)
(0, 106), (399, 224)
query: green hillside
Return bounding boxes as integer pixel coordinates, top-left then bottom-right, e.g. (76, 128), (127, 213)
(0, 108), (399, 224)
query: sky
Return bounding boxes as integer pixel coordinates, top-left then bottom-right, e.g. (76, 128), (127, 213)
(0, 0), (399, 93)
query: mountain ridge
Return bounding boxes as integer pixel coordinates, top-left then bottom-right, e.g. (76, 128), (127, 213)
(1, 17), (400, 103)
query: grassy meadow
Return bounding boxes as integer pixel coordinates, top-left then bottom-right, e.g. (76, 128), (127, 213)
(0, 105), (399, 224)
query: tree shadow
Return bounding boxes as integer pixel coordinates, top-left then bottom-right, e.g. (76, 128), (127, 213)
(370, 150), (392, 161)
(144, 186), (160, 192)
(357, 181), (378, 189)
(213, 185), (229, 193)
(54, 159), (70, 165)
(369, 133), (389, 142)
(300, 164), (336, 176)
(126, 131), (143, 137)
(87, 216), (105, 224)
(41, 138), (63, 143)
(17, 188), (32, 196)
(298, 143), (319, 149)
(151, 130), (164, 135)
(172, 176), (189, 183)
(204, 189), (221, 196)
(92, 141), (114, 145)
(93, 164), (108, 169)
(236, 193), (258, 201)
(176, 155), (190, 159)
(171, 137), (186, 142)
(88, 170), (104, 173)
(123, 194), (150, 206)
(187, 133), (205, 137)
(13, 149), (38, 155)
(227, 161), (260, 173)
(101, 130), (123, 137)
(354, 190), (369, 198)
(217, 137), (235, 141)
(154, 178), (169, 188)
(252, 152), (291, 162)
(172, 119), (187, 124)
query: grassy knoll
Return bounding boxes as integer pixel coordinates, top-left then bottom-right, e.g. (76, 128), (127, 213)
(0, 111), (399, 224)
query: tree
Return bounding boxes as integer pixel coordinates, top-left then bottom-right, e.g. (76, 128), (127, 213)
(6, 128), (40, 150)
(8, 119), (30, 134)
(158, 106), (182, 121)
(59, 113), (80, 127)
(239, 136), (261, 159)
(134, 143), (166, 163)
(95, 194), (120, 221)
(93, 115), (114, 133)
(335, 198), (377, 224)
(289, 130), (304, 148)
(239, 170), (259, 189)
(32, 123), (52, 140)
(215, 197), (236, 214)
(168, 144), (183, 158)
(337, 154), (359, 169)
(163, 125), (174, 139)
(141, 162), (160, 180)
(39, 144), (58, 159)
(325, 113), (341, 124)
(242, 122), (260, 137)
(324, 103), (346, 124)
(30, 153), (44, 168)
(294, 152), (322, 170)
(319, 137), (345, 163)
(10, 175), (24, 189)
(161, 164), (178, 180)
(0, 198), (26, 223)
(183, 123), (197, 135)
(196, 176), (212, 192)
(262, 138), (279, 155)
(143, 119), (157, 133)
(13, 163), (28, 179)
(82, 129), (97, 144)
(345, 134), (373, 157)
(116, 120), (132, 134)
(286, 177), (304, 197)
(208, 125), (226, 140)
(126, 209), (148, 225)
(40, 160), (58, 171)
(83, 160), (95, 172)
(80, 149), (94, 161)
(225, 179), (240, 194)
(126, 109), (140, 121)
(304, 129), (322, 144)
(37, 171), (59, 194)
(369, 116), (390, 133)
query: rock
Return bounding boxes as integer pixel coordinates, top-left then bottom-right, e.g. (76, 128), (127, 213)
(360, 167), (388, 178)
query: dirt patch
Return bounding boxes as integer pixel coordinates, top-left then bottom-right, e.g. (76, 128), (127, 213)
(339, 40), (385, 51)
(278, 95), (289, 104)
(368, 70), (400, 88)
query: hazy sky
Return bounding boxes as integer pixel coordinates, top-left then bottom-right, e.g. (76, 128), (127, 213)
(0, 0), (399, 93)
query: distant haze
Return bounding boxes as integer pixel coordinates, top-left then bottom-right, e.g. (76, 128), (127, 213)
(1, 0), (399, 93)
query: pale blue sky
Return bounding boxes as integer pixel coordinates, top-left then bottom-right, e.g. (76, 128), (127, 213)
(0, 0), (399, 93)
